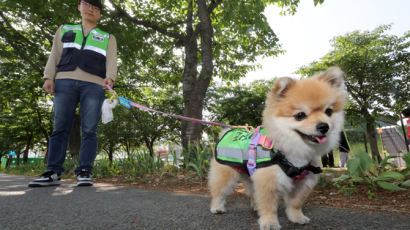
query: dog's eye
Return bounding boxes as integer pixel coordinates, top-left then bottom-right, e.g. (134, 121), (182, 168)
(293, 112), (307, 121)
(325, 108), (333, 116)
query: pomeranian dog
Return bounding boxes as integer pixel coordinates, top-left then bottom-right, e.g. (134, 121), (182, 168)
(208, 67), (346, 230)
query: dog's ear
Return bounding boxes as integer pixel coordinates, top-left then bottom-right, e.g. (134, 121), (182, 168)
(315, 66), (345, 89)
(271, 77), (296, 98)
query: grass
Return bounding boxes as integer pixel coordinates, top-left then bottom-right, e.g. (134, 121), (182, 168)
(0, 161), (46, 176)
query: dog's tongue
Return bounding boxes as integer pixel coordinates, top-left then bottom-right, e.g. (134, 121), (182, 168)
(315, 136), (327, 144)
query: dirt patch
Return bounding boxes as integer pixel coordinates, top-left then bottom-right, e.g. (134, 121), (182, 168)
(95, 169), (410, 215)
(306, 183), (409, 215)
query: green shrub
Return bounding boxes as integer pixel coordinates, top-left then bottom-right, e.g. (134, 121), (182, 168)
(333, 151), (410, 192)
(0, 160), (45, 175)
(93, 159), (120, 178)
(1, 143), (214, 182)
(180, 142), (213, 179)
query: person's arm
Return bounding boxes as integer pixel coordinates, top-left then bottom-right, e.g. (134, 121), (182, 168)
(103, 34), (117, 89)
(43, 26), (63, 94)
(43, 26), (63, 81)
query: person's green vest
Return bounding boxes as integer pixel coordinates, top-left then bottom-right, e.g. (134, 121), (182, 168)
(56, 24), (110, 79)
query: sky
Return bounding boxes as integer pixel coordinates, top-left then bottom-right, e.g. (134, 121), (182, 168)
(242, 0), (410, 83)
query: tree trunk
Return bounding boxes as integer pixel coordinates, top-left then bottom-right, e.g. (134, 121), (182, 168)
(145, 138), (155, 157)
(363, 132), (368, 153)
(6, 155), (12, 168)
(181, 0), (213, 153)
(68, 114), (81, 161)
(36, 108), (51, 164)
(44, 121), (53, 164)
(108, 144), (114, 165)
(366, 120), (382, 162)
(23, 130), (33, 164)
(43, 148), (49, 164)
(181, 2), (199, 151)
(16, 150), (20, 166)
(124, 141), (129, 159)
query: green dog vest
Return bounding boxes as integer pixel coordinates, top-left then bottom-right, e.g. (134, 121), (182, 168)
(215, 129), (274, 173)
(215, 128), (323, 179)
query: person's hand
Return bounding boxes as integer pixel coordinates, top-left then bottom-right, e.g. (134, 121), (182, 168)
(103, 78), (114, 90)
(43, 79), (55, 95)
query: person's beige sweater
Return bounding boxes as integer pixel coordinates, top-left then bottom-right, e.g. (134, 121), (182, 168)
(43, 25), (117, 86)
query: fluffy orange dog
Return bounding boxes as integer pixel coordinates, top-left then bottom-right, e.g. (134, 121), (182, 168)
(208, 67), (346, 230)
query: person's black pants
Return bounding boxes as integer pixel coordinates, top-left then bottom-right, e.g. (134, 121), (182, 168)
(321, 150), (334, 168)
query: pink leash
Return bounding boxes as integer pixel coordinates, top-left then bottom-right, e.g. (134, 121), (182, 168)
(105, 85), (246, 129)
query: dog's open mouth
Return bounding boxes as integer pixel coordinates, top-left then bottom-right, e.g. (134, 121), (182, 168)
(296, 130), (327, 144)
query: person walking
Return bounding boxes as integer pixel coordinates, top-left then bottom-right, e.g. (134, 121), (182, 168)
(29, 0), (117, 187)
(402, 108), (410, 145)
(339, 131), (350, 168)
(321, 150), (335, 168)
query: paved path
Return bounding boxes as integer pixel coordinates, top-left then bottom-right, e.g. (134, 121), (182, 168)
(0, 174), (409, 230)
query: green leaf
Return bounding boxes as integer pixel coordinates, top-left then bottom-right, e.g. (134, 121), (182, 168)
(187, 162), (203, 179)
(347, 158), (361, 176)
(332, 175), (350, 183)
(357, 151), (372, 172)
(376, 181), (406, 191)
(377, 171), (405, 181)
(401, 180), (410, 187)
(351, 176), (365, 183)
(402, 152), (410, 168)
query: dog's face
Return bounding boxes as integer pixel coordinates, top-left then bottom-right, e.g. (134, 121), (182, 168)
(263, 67), (346, 157)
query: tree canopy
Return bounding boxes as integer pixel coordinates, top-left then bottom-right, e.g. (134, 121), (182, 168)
(298, 25), (410, 161)
(0, 0), (324, 160)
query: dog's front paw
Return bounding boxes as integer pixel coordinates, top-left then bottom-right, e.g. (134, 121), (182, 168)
(292, 215), (310, 224)
(287, 212), (310, 225)
(250, 198), (257, 212)
(210, 197), (227, 214)
(258, 217), (281, 230)
(210, 206), (226, 214)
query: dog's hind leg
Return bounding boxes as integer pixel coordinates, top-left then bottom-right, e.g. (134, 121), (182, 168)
(284, 183), (313, 224)
(208, 159), (239, 214)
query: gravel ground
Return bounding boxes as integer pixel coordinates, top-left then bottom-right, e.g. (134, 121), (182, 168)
(0, 174), (409, 230)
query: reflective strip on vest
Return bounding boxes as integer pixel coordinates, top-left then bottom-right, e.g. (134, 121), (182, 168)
(62, 25), (82, 31)
(217, 145), (272, 163)
(63, 42), (82, 49)
(61, 24), (109, 57)
(83, 45), (106, 56)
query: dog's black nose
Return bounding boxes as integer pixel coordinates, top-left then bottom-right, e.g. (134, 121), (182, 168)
(316, 123), (329, 134)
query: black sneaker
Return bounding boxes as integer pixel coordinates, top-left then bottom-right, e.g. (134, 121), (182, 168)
(28, 171), (61, 187)
(77, 170), (93, 186)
